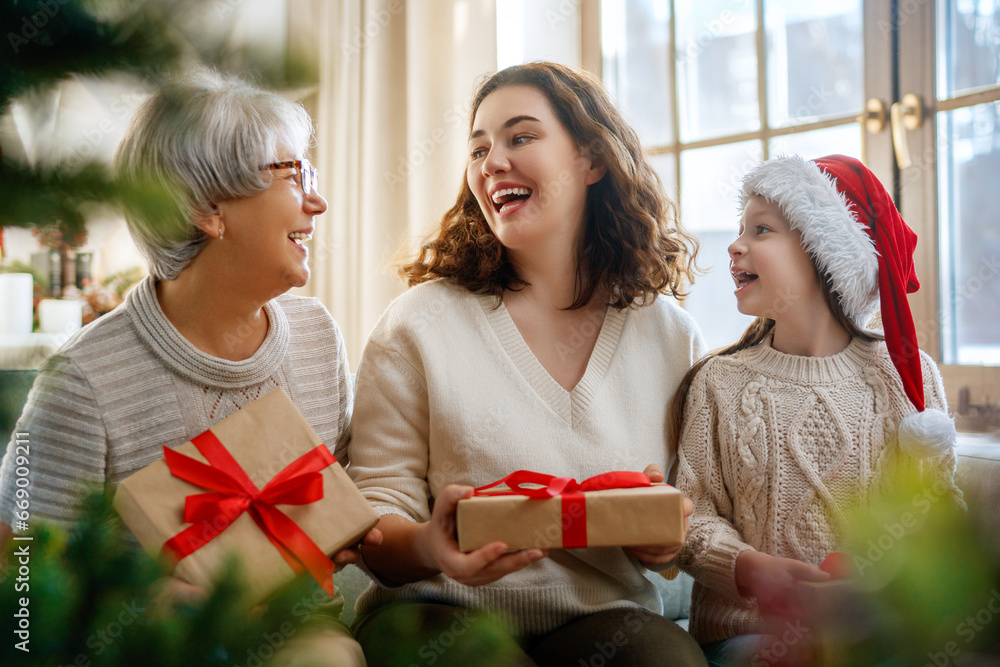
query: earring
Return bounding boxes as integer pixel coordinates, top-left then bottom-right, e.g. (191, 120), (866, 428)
(211, 203), (223, 240)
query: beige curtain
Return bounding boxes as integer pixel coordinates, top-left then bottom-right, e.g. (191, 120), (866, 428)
(305, 0), (497, 365)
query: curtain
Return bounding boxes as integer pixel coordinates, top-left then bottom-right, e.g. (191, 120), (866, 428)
(308, 0), (497, 365)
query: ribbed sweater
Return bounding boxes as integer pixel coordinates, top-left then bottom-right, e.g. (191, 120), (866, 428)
(674, 337), (964, 644)
(347, 279), (706, 638)
(0, 277), (353, 528)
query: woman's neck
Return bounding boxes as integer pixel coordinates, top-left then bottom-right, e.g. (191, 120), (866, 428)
(507, 245), (586, 311)
(155, 264), (269, 362)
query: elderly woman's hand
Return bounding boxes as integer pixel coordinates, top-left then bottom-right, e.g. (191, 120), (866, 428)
(332, 526), (384, 570)
(622, 463), (694, 568)
(414, 484), (548, 587)
(149, 576), (210, 615)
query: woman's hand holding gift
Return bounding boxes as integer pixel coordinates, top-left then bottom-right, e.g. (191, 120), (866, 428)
(414, 484), (548, 587)
(622, 464), (694, 568)
(332, 527), (384, 570)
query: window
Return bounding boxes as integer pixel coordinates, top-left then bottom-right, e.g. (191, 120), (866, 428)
(598, 0), (1000, 423)
(602, 0), (865, 349)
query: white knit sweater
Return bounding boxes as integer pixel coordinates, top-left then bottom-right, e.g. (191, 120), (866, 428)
(347, 279), (706, 638)
(674, 336), (964, 644)
(0, 277), (353, 528)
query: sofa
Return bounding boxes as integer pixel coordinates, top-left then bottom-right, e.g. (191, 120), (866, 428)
(0, 370), (35, 452)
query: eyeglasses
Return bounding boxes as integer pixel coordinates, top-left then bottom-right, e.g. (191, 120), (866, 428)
(260, 159), (317, 195)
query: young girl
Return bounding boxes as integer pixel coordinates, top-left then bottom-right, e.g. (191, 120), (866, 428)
(672, 154), (964, 665)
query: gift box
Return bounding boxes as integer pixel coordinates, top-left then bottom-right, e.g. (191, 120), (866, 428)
(456, 470), (686, 552)
(114, 387), (378, 600)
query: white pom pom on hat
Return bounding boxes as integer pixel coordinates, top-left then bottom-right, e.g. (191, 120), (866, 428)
(741, 154), (957, 458)
(899, 409), (958, 458)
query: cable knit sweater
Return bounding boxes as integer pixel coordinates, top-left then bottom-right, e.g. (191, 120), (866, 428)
(0, 277), (353, 529)
(674, 336), (964, 644)
(347, 279), (706, 638)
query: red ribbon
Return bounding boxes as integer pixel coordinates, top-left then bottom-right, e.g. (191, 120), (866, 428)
(161, 430), (339, 595)
(473, 470), (652, 548)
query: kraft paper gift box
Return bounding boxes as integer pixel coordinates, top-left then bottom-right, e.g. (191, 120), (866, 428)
(114, 387), (378, 601)
(456, 471), (686, 552)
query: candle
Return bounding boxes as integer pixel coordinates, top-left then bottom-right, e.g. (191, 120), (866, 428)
(38, 298), (84, 336)
(0, 273), (34, 335)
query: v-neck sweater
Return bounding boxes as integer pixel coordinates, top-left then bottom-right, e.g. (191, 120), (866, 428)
(347, 279), (706, 638)
(0, 277), (354, 527)
(480, 297), (628, 427)
(673, 337), (964, 644)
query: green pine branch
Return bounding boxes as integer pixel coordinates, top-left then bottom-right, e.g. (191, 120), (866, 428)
(0, 0), (316, 239)
(1, 0), (182, 113)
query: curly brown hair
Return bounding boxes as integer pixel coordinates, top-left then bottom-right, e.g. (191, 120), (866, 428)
(399, 62), (699, 310)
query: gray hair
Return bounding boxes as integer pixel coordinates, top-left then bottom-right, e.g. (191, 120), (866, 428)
(114, 69), (314, 280)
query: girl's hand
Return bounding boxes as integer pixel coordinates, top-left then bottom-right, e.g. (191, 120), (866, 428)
(735, 550), (831, 618)
(332, 526), (384, 570)
(413, 484), (548, 587)
(622, 464), (694, 568)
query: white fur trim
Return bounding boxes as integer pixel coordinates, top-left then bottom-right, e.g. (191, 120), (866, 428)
(741, 155), (879, 324)
(898, 409), (957, 458)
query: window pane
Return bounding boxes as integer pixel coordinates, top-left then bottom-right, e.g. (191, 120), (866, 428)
(496, 0), (581, 69)
(603, 0), (673, 146)
(938, 102), (1000, 365)
(649, 152), (678, 203)
(936, 0), (1000, 100)
(768, 124), (862, 160)
(680, 141), (762, 350)
(675, 1), (758, 142)
(765, 0), (863, 127)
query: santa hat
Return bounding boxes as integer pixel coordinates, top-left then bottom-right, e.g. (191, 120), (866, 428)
(740, 154), (956, 459)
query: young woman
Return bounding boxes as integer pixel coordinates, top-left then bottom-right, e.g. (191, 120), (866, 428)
(347, 62), (708, 666)
(672, 154), (964, 666)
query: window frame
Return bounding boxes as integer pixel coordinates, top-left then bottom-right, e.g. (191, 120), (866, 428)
(586, 0), (1000, 426)
(896, 0), (1000, 415)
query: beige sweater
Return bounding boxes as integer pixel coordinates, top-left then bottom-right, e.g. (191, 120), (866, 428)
(347, 279), (705, 638)
(675, 336), (963, 644)
(0, 277), (353, 528)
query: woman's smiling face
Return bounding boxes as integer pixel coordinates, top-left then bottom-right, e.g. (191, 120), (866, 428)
(466, 85), (605, 258)
(215, 145), (328, 298)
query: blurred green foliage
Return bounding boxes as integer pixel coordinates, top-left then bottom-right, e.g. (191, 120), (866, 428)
(0, 0), (185, 239)
(820, 471), (1000, 666)
(0, 0), (316, 241)
(0, 0), (179, 107)
(0, 489), (344, 666)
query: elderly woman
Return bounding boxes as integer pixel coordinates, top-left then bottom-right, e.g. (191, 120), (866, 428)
(0, 70), (377, 665)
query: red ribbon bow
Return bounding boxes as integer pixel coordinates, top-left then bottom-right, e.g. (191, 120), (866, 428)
(474, 470), (652, 548)
(161, 430), (339, 595)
